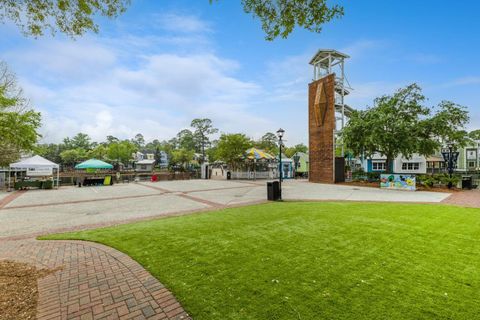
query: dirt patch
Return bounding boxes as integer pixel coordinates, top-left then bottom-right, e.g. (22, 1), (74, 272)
(0, 260), (52, 320)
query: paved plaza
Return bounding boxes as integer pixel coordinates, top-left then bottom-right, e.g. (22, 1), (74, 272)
(0, 179), (457, 240)
(0, 179), (477, 320)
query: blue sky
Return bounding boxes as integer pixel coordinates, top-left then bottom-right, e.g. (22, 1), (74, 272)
(1, 0), (479, 145)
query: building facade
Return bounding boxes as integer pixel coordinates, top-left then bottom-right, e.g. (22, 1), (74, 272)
(293, 152), (309, 177)
(364, 153), (427, 174)
(456, 143), (480, 172)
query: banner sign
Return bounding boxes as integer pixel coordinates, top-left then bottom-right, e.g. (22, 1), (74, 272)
(27, 167), (53, 176)
(451, 152), (459, 163)
(441, 152), (450, 162)
(380, 174), (416, 191)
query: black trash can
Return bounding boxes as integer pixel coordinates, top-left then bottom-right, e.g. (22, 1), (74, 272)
(227, 171), (231, 180)
(462, 176), (472, 190)
(267, 181), (281, 201)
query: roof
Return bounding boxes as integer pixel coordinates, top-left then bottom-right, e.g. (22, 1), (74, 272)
(277, 154), (293, 162)
(427, 155), (444, 162)
(10, 155), (59, 169)
(309, 49), (350, 65)
(136, 159), (156, 165)
(245, 148), (275, 160)
(75, 159), (113, 169)
(335, 104), (354, 117)
(293, 152), (309, 160)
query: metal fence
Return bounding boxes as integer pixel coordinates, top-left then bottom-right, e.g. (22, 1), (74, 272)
(231, 171), (276, 180)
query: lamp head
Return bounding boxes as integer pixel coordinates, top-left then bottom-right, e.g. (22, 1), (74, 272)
(276, 128), (285, 139)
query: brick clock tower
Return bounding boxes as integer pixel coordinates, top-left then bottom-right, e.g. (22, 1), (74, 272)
(308, 50), (353, 183)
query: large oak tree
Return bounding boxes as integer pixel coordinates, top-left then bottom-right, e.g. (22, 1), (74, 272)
(342, 84), (470, 173)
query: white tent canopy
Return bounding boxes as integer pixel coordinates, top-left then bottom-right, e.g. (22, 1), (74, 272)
(10, 155), (59, 169)
(9, 155), (60, 189)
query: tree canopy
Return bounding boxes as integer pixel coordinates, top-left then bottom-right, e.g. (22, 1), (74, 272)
(255, 132), (278, 154)
(1, 1), (343, 40)
(0, 61), (41, 166)
(285, 143), (308, 158)
(212, 0), (344, 40)
(106, 140), (137, 165)
(342, 84), (470, 173)
(176, 129), (196, 151)
(170, 148), (195, 170)
(63, 133), (92, 150)
(469, 130), (480, 142)
(0, 0), (130, 37)
(216, 133), (253, 170)
(191, 118), (218, 163)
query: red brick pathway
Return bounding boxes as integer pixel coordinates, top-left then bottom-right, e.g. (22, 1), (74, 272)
(0, 239), (191, 320)
(441, 189), (480, 208)
(0, 190), (27, 209)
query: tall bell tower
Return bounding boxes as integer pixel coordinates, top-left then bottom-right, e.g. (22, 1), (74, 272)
(308, 49), (353, 183)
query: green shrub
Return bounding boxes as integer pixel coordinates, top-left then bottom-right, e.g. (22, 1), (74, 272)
(437, 174), (460, 188)
(352, 169), (367, 182)
(367, 172), (381, 182)
(417, 174), (435, 188)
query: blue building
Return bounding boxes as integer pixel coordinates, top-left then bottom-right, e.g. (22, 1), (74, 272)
(277, 154), (294, 179)
(363, 153), (427, 174)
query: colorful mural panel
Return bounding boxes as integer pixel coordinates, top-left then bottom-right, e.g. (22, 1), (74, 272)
(380, 174), (416, 191)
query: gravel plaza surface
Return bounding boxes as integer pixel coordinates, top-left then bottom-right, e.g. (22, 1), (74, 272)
(0, 179), (456, 240)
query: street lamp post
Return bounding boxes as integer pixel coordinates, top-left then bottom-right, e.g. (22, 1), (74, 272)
(442, 142), (459, 189)
(276, 128), (285, 200)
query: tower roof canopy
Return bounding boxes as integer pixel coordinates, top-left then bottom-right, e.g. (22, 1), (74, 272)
(309, 49), (349, 65)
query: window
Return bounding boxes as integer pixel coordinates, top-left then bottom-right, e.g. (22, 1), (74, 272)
(468, 161), (476, 168)
(372, 161), (386, 171)
(466, 149), (477, 160)
(402, 162), (420, 171)
(140, 165), (147, 170)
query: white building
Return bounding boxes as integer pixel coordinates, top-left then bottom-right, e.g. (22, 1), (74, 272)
(365, 153), (427, 174)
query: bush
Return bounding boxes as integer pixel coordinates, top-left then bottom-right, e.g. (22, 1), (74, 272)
(416, 174), (436, 188)
(417, 173), (460, 188)
(437, 174), (460, 188)
(367, 172), (381, 182)
(352, 169), (367, 182)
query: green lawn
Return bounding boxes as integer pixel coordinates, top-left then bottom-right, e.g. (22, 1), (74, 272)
(42, 202), (480, 319)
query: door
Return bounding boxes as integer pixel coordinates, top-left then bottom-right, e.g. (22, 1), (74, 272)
(335, 157), (345, 183)
(283, 164), (290, 178)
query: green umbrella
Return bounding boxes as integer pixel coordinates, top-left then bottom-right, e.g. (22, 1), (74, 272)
(75, 159), (113, 169)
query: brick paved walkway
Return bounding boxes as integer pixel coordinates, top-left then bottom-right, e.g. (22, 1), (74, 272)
(441, 189), (480, 208)
(0, 239), (190, 320)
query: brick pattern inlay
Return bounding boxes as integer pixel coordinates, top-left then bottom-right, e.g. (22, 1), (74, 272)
(441, 190), (480, 208)
(0, 190), (27, 209)
(309, 74), (336, 184)
(0, 239), (191, 320)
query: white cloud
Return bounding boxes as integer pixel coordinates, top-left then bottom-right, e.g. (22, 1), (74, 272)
(347, 81), (407, 109)
(154, 13), (212, 34)
(5, 32), (270, 143)
(340, 39), (388, 60)
(441, 76), (480, 88)
(6, 38), (117, 83)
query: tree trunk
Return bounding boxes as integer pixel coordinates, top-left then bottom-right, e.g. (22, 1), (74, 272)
(385, 157), (393, 174)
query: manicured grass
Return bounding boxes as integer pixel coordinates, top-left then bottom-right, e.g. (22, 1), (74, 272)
(42, 202), (480, 319)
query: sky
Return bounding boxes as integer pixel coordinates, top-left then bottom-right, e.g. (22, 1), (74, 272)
(0, 0), (479, 145)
